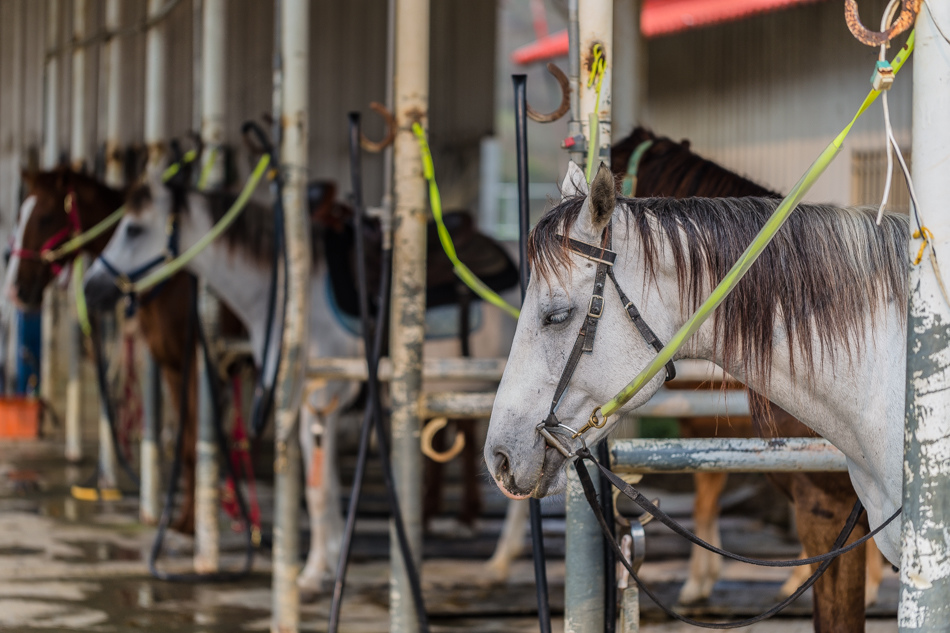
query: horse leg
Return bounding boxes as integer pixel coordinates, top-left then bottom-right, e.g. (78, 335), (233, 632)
(298, 386), (347, 594)
(485, 498), (529, 581)
(457, 420), (482, 528)
(678, 471), (727, 605)
(865, 537), (883, 607)
(166, 364), (196, 535)
(789, 473), (866, 633)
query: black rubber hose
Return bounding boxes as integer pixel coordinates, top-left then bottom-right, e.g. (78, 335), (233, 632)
(513, 73), (553, 633)
(147, 274), (255, 583)
(328, 113), (429, 632)
(597, 440), (617, 633)
(242, 120), (286, 439)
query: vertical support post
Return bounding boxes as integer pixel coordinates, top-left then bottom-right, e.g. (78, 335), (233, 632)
(64, 299), (83, 463)
(70, 0), (88, 170)
(44, 0), (60, 169)
(900, 2), (950, 630)
(579, 0), (613, 170)
(145, 0), (168, 166)
(140, 354), (162, 523)
(565, 0), (584, 166)
(390, 0), (430, 629)
(619, 584), (640, 633)
(272, 0), (308, 631)
(200, 0), (226, 189)
(193, 0), (228, 575)
(565, 463), (606, 633)
(611, 0), (644, 142)
(103, 0), (124, 188)
(97, 312), (118, 489)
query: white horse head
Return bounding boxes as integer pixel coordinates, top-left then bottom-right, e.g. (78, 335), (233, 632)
(484, 162), (676, 499)
(83, 167), (178, 310)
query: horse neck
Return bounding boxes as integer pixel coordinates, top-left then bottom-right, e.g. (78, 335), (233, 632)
(76, 181), (125, 254)
(628, 218), (906, 463)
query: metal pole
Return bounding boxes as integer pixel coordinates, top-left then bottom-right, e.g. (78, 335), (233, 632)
(200, 0), (226, 188)
(70, 0), (89, 170)
(145, 0), (168, 166)
(97, 312), (118, 489)
(579, 0), (613, 169)
(103, 0), (124, 187)
(272, 0), (308, 630)
(565, 0), (584, 166)
(44, 0), (60, 168)
(900, 2), (950, 629)
(140, 354), (162, 524)
(513, 73), (553, 633)
(565, 3), (613, 629)
(565, 462), (606, 633)
(64, 310), (83, 463)
(193, 0), (228, 575)
(390, 0), (430, 628)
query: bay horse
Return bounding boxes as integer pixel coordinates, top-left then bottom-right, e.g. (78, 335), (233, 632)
(614, 127), (883, 618)
(486, 162), (907, 625)
(82, 165), (521, 591)
(3, 168), (200, 534)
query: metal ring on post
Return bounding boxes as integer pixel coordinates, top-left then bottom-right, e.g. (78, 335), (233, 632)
(844, 0), (919, 46)
(526, 63), (571, 123)
(360, 102), (396, 153)
(420, 417), (465, 463)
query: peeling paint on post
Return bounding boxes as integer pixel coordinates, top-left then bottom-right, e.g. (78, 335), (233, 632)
(390, 0), (430, 628)
(565, 462), (605, 633)
(900, 3), (950, 630)
(271, 0), (309, 631)
(578, 0), (612, 169)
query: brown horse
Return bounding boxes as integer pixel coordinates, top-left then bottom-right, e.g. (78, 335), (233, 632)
(613, 128), (880, 631)
(6, 168), (199, 534)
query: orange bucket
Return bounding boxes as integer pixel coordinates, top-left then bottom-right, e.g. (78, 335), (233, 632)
(0, 397), (41, 439)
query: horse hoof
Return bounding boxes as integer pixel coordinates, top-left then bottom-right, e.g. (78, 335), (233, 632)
(677, 582), (710, 605)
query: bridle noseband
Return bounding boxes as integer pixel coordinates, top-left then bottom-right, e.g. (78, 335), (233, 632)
(537, 221), (675, 458)
(12, 190), (83, 277)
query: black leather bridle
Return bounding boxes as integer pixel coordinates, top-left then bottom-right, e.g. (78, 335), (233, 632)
(536, 221), (675, 457)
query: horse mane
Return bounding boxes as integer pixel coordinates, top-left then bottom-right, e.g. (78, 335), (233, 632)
(201, 190), (327, 267)
(612, 127), (779, 198)
(25, 168), (125, 210)
(528, 195), (909, 389)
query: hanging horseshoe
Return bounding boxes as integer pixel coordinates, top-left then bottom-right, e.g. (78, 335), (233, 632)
(527, 63), (571, 124)
(360, 102), (396, 153)
(420, 417), (465, 464)
(844, 0), (920, 47)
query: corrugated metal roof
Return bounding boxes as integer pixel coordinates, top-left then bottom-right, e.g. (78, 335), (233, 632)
(641, 0), (828, 37)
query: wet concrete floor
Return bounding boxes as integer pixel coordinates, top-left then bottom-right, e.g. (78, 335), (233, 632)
(0, 438), (899, 631)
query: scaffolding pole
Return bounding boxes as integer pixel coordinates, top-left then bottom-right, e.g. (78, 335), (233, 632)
(390, 0), (430, 629)
(271, 0), (309, 630)
(103, 0), (124, 187)
(900, 1), (950, 629)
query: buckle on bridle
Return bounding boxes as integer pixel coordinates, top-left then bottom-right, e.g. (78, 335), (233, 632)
(587, 294), (605, 319)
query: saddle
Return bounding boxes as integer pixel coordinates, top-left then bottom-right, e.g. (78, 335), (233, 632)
(310, 181), (519, 323)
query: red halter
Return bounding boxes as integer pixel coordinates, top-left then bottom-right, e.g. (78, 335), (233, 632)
(12, 190), (83, 276)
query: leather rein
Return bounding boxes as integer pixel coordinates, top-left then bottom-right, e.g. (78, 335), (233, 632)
(536, 220), (902, 628)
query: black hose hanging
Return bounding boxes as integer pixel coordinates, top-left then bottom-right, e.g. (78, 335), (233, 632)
(328, 112), (429, 632)
(513, 73), (553, 633)
(147, 274), (255, 583)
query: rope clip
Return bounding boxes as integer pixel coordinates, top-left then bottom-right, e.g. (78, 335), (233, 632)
(913, 226), (933, 266)
(572, 406), (608, 439)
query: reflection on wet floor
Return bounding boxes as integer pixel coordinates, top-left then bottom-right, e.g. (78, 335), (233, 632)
(0, 438), (899, 631)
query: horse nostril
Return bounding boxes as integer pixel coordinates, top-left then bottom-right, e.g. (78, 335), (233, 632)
(493, 449), (511, 478)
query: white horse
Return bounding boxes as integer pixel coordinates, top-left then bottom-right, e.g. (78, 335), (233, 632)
(82, 169), (525, 589)
(485, 162), (909, 567)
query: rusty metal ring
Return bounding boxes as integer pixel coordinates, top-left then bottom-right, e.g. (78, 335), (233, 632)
(360, 102), (396, 153)
(845, 0), (920, 47)
(527, 63), (571, 124)
(420, 417), (465, 464)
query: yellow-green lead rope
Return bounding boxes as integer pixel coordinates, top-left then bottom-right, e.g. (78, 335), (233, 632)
(412, 123), (521, 319)
(598, 31), (915, 421)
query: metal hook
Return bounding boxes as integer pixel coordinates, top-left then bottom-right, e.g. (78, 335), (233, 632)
(526, 63), (571, 124)
(845, 0), (919, 47)
(360, 102), (397, 153)
(420, 417), (466, 463)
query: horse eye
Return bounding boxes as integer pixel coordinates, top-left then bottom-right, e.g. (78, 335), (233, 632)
(543, 308), (572, 326)
(125, 224), (144, 239)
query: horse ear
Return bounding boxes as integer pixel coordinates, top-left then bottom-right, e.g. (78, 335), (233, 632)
(560, 161), (588, 199)
(587, 162), (616, 233)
